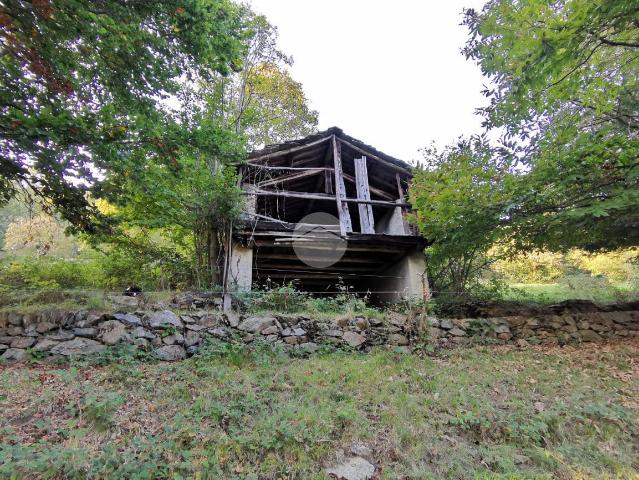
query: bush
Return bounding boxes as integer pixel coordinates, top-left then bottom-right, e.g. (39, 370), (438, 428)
(0, 256), (104, 290)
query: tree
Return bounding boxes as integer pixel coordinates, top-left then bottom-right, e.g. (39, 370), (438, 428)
(197, 11), (318, 148)
(463, 0), (639, 251)
(0, 0), (246, 232)
(86, 7), (317, 289)
(409, 137), (516, 295)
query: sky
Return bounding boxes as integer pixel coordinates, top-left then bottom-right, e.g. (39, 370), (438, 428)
(247, 0), (489, 164)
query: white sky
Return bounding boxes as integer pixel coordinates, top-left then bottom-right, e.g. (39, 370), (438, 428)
(247, 0), (489, 164)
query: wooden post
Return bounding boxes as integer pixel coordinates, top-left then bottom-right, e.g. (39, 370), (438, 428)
(332, 136), (352, 235)
(395, 173), (410, 235)
(354, 156), (375, 234)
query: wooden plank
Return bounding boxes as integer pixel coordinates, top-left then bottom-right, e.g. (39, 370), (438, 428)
(354, 156), (375, 234)
(332, 136), (353, 235)
(257, 169), (323, 187)
(245, 189), (410, 207)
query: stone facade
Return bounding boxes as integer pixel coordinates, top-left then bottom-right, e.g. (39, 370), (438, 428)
(1, 301), (638, 363)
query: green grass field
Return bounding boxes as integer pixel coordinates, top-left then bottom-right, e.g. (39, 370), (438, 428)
(1, 340), (638, 479)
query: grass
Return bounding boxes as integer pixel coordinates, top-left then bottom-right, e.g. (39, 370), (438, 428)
(1, 339), (638, 479)
(503, 279), (639, 305)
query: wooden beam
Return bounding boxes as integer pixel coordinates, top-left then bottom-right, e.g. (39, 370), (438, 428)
(251, 240), (405, 253)
(245, 164), (332, 172)
(257, 169), (323, 188)
(337, 137), (411, 175)
(248, 136), (331, 162)
(354, 156), (375, 234)
(245, 189), (410, 208)
(396, 173), (410, 235)
(343, 173), (393, 200)
(332, 136), (352, 235)
(256, 253), (385, 264)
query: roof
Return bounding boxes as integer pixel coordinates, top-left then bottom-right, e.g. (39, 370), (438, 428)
(247, 126), (412, 175)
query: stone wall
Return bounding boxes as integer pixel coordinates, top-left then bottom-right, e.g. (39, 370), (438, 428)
(1, 301), (638, 363)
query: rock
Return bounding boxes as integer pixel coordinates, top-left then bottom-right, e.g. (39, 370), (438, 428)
(35, 322), (56, 333)
(590, 323), (611, 332)
(180, 315), (195, 324)
(526, 318), (540, 327)
(0, 336), (14, 345)
(325, 457), (375, 480)
(33, 339), (60, 352)
(0, 344), (7, 352)
(336, 317), (350, 328)
(46, 330), (75, 341)
(210, 327), (229, 338)
(1, 348), (28, 362)
(113, 313), (142, 327)
(261, 325), (279, 335)
(184, 330), (201, 347)
(99, 320), (128, 345)
(162, 333), (184, 345)
(134, 338), (150, 349)
(342, 331), (366, 348)
(562, 324), (578, 334)
(109, 295), (139, 308)
(387, 312), (407, 328)
(238, 316), (276, 333)
(50, 338), (105, 356)
(73, 327), (98, 338)
(428, 327), (443, 338)
(493, 324), (511, 334)
(197, 314), (219, 327)
(283, 336), (306, 345)
(224, 311), (240, 328)
(388, 334), (409, 346)
(282, 327), (306, 337)
(148, 310), (184, 329)
(185, 323), (206, 331)
(449, 327), (466, 337)
(75, 314), (102, 328)
(515, 339), (529, 348)
(439, 319), (454, 330)
(7, 312), (22, 326)
(323, 329), (343, 338)
(186, 345), (200, 355)
(350, 443), (373, 458)
(10, 337), (36, 349)
(298, 342), (320, 353)
(7, 326), (23, 336)
(154, 345), (186, 361)
(579, 330), (602, 342)
(355, 317), (369, 330)
(132, 327), (155, 339)
(577, 320), (590, 330)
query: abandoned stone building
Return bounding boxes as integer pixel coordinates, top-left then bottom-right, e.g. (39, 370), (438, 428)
(227, 127), (428, 303)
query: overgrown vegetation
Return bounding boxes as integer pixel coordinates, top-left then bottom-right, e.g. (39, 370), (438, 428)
(1, 340), (637, 478)
(409, 1), (639, 300)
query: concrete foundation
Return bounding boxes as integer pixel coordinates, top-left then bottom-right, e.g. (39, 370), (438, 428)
(228, 241), (253, 292)
(375, 249), (427, 303)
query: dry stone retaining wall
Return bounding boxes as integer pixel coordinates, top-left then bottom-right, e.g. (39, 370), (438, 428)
(1, 301), (638, 362)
